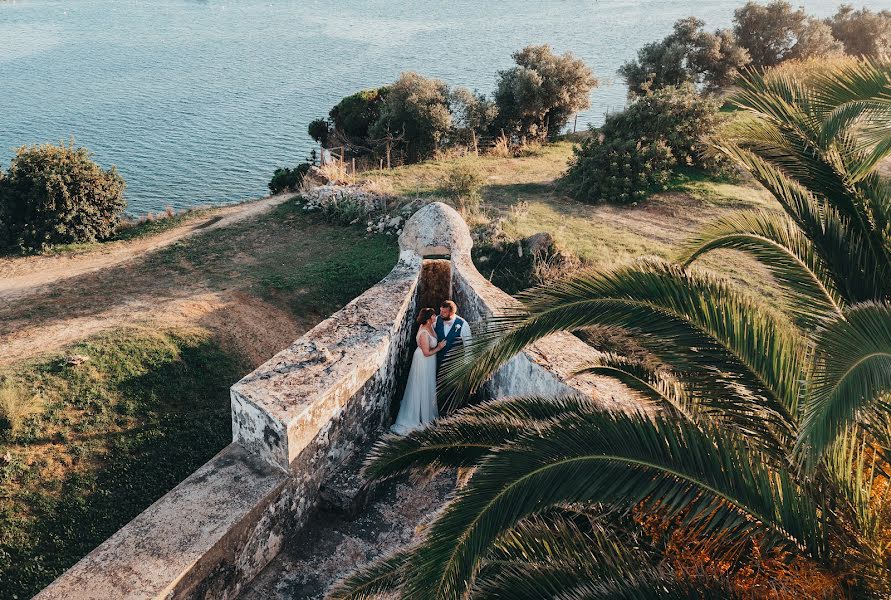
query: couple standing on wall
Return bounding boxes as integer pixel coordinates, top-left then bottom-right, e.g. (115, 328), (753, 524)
(389, 300), (471, 436)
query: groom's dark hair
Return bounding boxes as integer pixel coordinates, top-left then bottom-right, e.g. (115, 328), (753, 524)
(440, 300), (457, 313)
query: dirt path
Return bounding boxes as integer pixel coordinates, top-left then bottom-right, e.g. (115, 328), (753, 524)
(0, 192), (293, 304)
(0, 192), (319, 368)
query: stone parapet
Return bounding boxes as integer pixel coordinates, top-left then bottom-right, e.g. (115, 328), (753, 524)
(35, 202), (637, 600)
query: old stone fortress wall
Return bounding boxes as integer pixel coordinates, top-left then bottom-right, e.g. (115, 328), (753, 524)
(35, 202), (633, 600)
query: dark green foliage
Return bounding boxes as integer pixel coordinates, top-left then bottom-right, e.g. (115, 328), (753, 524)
(268, 163), (310, 194)
(329, 87), (390, 152)
(561, 137), (673, 205)
(308, 118), (330, 145)
(600, 84), (727, 171)
(370, 72), (452, 163)
(493, 45), (597, 142)
(0, 142), (126, 252)
(563, 85), (726, 205)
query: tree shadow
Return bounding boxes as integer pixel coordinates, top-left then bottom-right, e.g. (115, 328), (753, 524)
(0, 337), (246, 599)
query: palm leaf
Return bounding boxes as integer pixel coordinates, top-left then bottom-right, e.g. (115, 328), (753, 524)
(326, 548), (411, 600)
(364, 396), (598, 481)
(396, 410), (824, 600)
(798, 302), (891, 469)
(442, 260), (803, 433)
(679, 210), (845, 326)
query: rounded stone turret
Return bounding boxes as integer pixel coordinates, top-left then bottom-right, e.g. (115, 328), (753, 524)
(398, 202), (472, 261)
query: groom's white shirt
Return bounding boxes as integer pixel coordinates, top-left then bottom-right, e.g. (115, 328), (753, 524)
(442, 315), (472, 342)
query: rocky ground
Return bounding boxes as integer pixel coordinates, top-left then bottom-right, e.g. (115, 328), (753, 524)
(242, 459), (455, 600)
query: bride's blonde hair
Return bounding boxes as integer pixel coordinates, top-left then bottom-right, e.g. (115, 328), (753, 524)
(416, 307), (436, 325)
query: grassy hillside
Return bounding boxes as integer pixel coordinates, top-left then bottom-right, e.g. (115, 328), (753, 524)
(0, 202), (398, 599)
(367, 140), (785, 306)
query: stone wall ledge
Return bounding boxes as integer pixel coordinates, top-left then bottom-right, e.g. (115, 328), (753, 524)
(230, 259), (421, 471)
(34, 443), (287, 600)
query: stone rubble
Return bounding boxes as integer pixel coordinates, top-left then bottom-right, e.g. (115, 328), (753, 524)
(298, 181), (428, 237)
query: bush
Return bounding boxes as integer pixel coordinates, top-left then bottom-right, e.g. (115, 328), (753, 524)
(449, 87), (497, 152)
(441, 165), (484, 214)
(308, 119), (330, 144)
(319, 195), (371, 226)
(600, 84), (728, 171)
(268, 163), (311, 194)
(0, 142), (126, 251)
(493, 45), (597, 143)
(561, 136), (673, 205)
(733, 1), (842, 68)
(329, 87), (390, 152)
(619, 17), (750, 95)
(828, 5), (891, 59)
(370, 72), (452, 163)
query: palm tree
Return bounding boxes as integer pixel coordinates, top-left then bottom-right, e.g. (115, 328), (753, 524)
(328, 61), (891, 599)
(680, 59), (891, 468)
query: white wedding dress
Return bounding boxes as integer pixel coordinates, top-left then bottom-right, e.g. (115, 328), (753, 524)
(390, 328), (439, 435)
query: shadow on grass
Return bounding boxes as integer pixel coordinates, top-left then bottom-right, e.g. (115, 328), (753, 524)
(0, 335), (245, 599)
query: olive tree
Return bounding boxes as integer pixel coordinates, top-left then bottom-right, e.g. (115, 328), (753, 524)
(493, 45), (597, 142)
(449, 87), (497, 152)
(620, 17), (749, 95)
(828, 4), (891, 59)
(733, 1), (842, 68)
(0, 142), (126, 251)
(370, 72), (452, 163)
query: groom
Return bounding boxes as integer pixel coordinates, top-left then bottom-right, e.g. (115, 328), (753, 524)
(434, 299), (471, 370)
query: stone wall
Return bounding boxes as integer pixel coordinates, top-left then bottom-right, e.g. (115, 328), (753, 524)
(36, 202), (635, 600)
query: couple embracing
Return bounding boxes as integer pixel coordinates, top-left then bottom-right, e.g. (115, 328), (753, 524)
(390, 300), (471, 436)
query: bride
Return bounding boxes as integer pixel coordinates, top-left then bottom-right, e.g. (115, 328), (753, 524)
(390, 308), (446, 435)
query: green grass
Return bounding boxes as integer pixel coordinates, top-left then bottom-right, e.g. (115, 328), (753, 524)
(149, 201), (399, 319)
(0, 328), (247, 599)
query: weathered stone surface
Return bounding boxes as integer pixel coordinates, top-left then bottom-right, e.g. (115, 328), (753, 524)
(34, 444), (287, 600)
(37, 201), (639, 600)
(398, 201), (473, 260)
(230, 259), (421, 471)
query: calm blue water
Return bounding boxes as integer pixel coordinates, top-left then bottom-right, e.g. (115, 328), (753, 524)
(0, 0), (860, 213)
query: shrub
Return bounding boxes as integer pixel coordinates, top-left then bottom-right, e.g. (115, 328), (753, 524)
(308, 119), (330, 145)
(493, 45), (597, 143)
(449, 87), (497, 152)
(319, 195), (371, 226)
(600, 84), (728, 171)
(828, 5), (891, 59)
(0, 382), (40, 436)
(0, 142), (126, 251)
(268, 163), (311, 194)
(733, 1), (842, 68)
(561, 136), (673, 205)
(441, 164), (484, 215)
(619, 17), (750, 95)
(370, 72), (452, 163)
(328, 87), (390, 152)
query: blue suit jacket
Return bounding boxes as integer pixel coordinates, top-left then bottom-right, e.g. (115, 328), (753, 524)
(434, 316), (465, 365)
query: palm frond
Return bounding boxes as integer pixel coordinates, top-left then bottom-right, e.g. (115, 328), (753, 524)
(442, 260), (803, 433)
(679, 210), (845, 326)
(365, 395), (599, 481)
(326, 547), (411, 600)
(474, 511), (652, 600)
(397, 410), (824, 600)
(554, 574), (742, 600)
(798, 302), (891, 470)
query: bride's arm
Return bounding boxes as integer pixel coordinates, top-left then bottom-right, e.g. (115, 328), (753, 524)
(418, 331), (444, 357)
